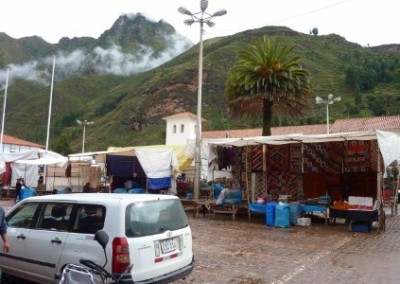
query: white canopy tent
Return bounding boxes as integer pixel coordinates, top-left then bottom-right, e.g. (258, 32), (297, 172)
(0, 149), (68, 188)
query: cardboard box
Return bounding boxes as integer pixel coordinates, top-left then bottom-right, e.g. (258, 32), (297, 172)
(297, 217), (311, 226)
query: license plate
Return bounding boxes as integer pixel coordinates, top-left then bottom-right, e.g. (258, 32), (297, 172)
(161, 238), (177, 253)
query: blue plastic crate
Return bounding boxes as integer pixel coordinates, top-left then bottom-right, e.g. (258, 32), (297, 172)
(351, 221), (372, 233)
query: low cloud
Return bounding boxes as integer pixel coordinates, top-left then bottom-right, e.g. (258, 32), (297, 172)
(0, 33), (192, 90)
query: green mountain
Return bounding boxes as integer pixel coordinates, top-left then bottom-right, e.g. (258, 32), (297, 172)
(1, 19), (400, 153)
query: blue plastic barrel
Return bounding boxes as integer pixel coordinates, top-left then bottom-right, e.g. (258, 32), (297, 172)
(275, 203), (290, 228)
(289, 203), (301, 225)
(128, 188), (145, 194)
(266, 201), (277, 227)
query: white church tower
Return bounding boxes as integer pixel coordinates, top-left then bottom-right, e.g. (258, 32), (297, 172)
(163, 112), (202, 145)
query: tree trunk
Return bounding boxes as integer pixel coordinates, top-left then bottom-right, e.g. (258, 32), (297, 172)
(262, 99), (273, 136)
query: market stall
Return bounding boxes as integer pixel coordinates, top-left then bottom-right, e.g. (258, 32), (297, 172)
(196, 130), (396, 229)
(105, 146), (182, 194)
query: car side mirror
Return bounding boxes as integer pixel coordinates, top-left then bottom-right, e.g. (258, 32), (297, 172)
(94, 230), (109, 250)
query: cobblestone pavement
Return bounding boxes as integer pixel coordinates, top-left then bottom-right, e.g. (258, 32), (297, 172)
(176, 208), (400, 284)
(1, 199), (399, 284)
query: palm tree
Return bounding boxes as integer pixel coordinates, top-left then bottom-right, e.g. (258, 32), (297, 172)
(224, 36), (313, 136)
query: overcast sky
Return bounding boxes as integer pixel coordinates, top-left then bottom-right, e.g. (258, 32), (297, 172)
(0, 0), (398, 47)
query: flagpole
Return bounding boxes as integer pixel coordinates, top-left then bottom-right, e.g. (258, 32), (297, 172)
(45, 56), (56, 152)
(0, 68), (9, 153)
(44, 56), (55, 191)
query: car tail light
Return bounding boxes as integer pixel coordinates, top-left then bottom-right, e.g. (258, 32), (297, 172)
(154, 241), (161, 257)
(112, 237), (130, 274)
(178, 235), (183, 250)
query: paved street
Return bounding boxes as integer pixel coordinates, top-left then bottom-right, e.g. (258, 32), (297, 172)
(1, 199), (399, 284)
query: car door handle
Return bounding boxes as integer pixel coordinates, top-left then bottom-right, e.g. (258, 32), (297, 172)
(51, 238), (62, 244)
(17, 234), (26, 240)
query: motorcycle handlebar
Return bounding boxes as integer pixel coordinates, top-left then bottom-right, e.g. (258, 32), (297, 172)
(79, 259), (116, 281)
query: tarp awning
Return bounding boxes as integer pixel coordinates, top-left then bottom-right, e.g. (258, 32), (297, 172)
(107, 144), (192, 172)
(135, 148), (179, 178)
(376, 130), (400, 173)
(14, 149), (68, 168)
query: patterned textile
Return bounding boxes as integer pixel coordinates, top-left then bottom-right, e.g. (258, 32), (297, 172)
(251, 145), (263, 171)
(303, 143), (329, 173)
(266, 145), (299, 197)
(344, 140), (373, 172)
(289, 143), (302, 172)
(267, 145), (290, 174)
(326, 142), (344, 173)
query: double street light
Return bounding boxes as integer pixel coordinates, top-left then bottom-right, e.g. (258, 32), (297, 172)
(76, 119), (94, 153)
(315, 94), (341, 134)
(178, 0), (227, 200)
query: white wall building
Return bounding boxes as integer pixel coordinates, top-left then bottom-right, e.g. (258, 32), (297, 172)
(163, 112), (202, 145)
(1, 134), (44, 153)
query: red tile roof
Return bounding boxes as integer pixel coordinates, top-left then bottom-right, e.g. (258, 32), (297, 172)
(1, 134), (44, 148)
(202, 115), (400, 139)
(330, 115), (400, 133)
(202, 124), (327, 138)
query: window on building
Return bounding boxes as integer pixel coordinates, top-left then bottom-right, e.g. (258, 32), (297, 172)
(180, 124), (185, 133)
(173, 124), (177, 134)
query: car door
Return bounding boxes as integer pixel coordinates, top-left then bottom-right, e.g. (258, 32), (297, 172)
(3, 202), (40, 276)
(58, 204), (107, 271)
(23, 203), (73, 283)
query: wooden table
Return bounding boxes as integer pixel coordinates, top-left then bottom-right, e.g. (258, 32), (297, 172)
(300, 204), (329, 224)
(330, 208), (379, 232)
(193, 199), (215, 218)
(212, 202), (248, 221)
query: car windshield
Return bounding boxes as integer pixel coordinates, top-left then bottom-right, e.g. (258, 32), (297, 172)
(125, 199), (188, 237)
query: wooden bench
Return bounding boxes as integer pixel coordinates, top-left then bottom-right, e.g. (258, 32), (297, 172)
(193, 199), (215, 218)
(180, 199), (196, 216)
(212, 203), (248, 221)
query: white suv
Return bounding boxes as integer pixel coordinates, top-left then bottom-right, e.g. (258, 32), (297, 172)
(1, 193), (194, 283)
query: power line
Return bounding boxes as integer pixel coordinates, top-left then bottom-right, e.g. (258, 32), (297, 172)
(272, 0), (353, 24)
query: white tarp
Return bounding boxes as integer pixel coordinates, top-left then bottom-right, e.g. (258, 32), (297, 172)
(134, 148), (179, 178)
(376, 130), (400, 176)
(11, 163), (38, 188)
(0, 149), (39, 174)
(11, 149), (68, 188)
(14, 149), (68, 168)
(204, 131), (377, 147)
(0, 149), (40, 187)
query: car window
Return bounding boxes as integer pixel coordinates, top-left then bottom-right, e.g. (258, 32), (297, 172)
(37, 203), (73, 231)
(126, 199), (188, 237)
(6, 202), (40, 228)
(72, 204), (106, 234)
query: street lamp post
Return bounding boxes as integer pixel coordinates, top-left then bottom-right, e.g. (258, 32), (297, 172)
(315, 94), (341, 134)
(178, 0), (226, 200)
(76, 119), (94, 153)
